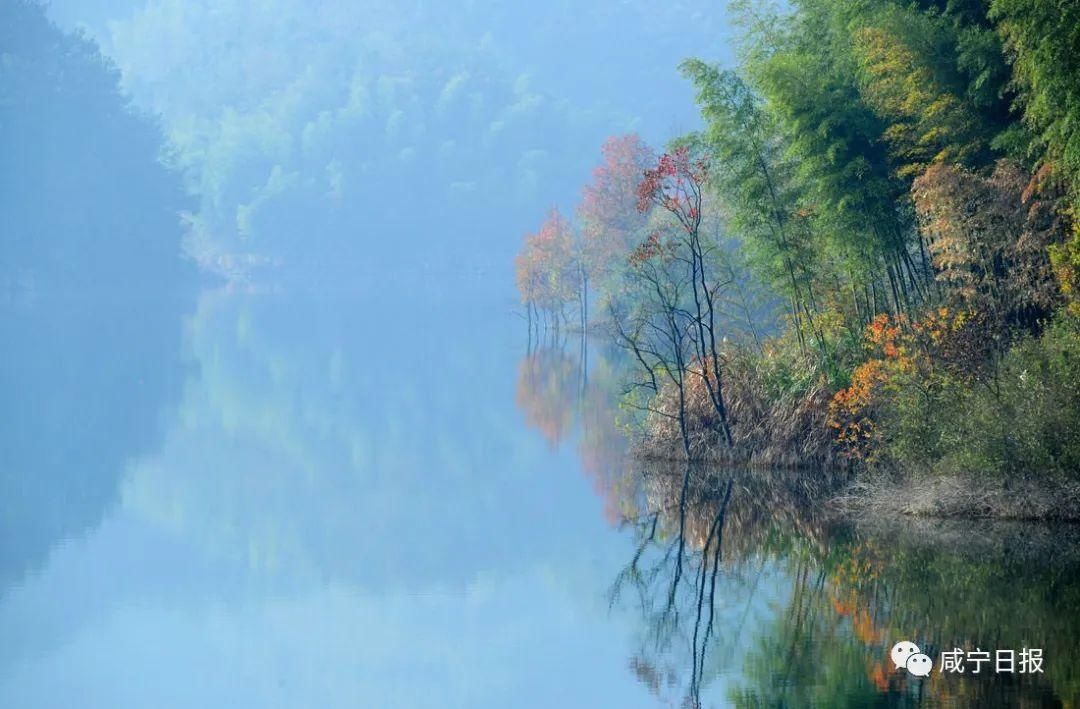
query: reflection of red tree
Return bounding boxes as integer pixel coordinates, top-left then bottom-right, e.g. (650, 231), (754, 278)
(577, 366), (634, 526)
(515, 347), (635, 526)
(826, 545), (906, 695)
(515, 348), (579, 448)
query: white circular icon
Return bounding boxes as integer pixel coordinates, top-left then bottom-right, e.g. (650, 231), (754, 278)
(906, 653), (933, 677)
(891, 641), (920, 669)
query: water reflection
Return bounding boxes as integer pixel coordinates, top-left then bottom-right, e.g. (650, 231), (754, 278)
(515, 337), (634, 524)
(0, 0), (194, 593)
(607, 460), (1080, 707)
(122, 288), (601, 588)
(516, 342), (581, 449)
(2, 289), (665, 708)
(0, 290), (190, 591)
(511, 330), (1080, 706)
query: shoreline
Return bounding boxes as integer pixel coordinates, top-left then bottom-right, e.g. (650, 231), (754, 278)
(829, 473), (1080, 522)
(632, 447), (1080, 522)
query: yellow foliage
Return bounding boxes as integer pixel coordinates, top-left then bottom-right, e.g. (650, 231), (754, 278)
(828, 309), (975, 459)
(1050, 220), (1080, 317)
(854, 26), (981, 176)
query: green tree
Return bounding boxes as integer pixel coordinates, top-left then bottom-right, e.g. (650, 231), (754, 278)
(991, 0), (1080, 312)
(991, 0), (1080, 188)
(736, 0), (928, 316)
(680, 61), (823, 350)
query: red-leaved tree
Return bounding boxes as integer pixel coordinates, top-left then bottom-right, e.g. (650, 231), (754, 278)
(515, 208), (580, 331)
(577, 134), (655, 310)
(636, 147), (734, 448)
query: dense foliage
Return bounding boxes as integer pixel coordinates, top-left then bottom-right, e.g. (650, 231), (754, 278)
(517, 0), (1080, 499)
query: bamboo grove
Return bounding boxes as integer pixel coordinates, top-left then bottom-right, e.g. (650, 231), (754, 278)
(516, 0), (1080, 479)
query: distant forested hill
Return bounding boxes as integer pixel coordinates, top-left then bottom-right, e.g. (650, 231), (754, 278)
(0, 0), (189, 296)
(0, 1), (190, 589)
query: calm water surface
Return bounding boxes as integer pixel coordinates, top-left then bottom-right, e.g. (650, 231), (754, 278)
(2, 282), (1079, 707)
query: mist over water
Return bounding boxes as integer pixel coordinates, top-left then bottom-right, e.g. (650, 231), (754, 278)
(6, 2), (1080, 707)
(0, 2), (728, 705)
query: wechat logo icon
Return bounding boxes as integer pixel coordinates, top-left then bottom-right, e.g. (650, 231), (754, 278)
(892, 641), (932, 677)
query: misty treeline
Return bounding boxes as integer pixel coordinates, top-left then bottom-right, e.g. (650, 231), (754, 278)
(1, 0), (189, 296)
(516, 0), (1080, 488)
(0, 1), (191, 584)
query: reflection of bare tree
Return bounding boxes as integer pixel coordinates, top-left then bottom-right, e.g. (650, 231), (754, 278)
(615, 460), (1080, 706)
(612, 466), (733, 707)
(611, 462), (843, 707)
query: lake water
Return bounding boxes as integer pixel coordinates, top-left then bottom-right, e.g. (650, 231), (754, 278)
(2, 282), (1079, 707)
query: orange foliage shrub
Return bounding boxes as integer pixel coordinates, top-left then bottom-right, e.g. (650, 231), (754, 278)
(828, 308), (983, 461)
